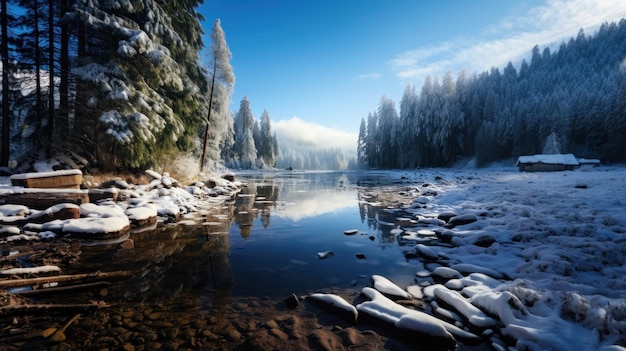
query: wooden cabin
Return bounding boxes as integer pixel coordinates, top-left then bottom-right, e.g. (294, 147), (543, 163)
(516, 154), (580, 172)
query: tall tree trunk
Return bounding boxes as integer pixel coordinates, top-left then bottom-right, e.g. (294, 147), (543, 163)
(199, 59), (217, 172)
(59, 0), (69, 135)
(47, 0), (55, 149)
(1, 0), (10, 166)
(34, 0), (42, 143)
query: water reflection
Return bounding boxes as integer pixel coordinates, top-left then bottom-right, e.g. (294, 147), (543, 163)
(9, 171), (429, 350)
(226, 171), (422, 297)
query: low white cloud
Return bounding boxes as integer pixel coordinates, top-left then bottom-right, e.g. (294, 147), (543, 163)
(273, 117), (357, 151)
(357, 72), (382, 80)
(390, 0), (626, 83)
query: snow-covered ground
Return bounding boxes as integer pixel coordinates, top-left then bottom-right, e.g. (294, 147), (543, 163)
(347, 165), (626, 351)
(0, 170), (241, 242)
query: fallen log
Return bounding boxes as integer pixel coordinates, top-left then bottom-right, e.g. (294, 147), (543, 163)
(0, 303), (110, 316)
(3, 191), (89, 210)
(0, 271), (131, 289)
(12, 281), (111, 297)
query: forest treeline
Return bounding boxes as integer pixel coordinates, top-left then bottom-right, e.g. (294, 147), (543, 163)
(0, 1), (281, 172)
(358, 20), (626, 169)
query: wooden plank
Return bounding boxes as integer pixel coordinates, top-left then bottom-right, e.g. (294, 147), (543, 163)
(0, 271), (132, 289)
(4, 191), (89, 210)
(23, 174), (82, 189)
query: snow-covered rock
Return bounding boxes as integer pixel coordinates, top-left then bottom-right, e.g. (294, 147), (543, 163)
(307, 293), (358, 323)
(371, 274), (412, 299)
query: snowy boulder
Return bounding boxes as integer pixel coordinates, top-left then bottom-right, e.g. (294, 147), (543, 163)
(418, 218), (447, 226)
(125, 205), (158, 227)
(0, 204), (30, 217)
(371, 275), (412, 300)
(448, 214), (478, 226)
(436, 229), (455, 244)
(437, 212), (457, 222)
(433, 285), (498, 329)
(0, 226), (21, 236)
(102, 178), (132, 190)
(472, 235), (496, 248)
(145, 169), (162, 180)
(406, 244), (439, 260)
(27, 204), (81, 224)
(470, 290), (529, 323)
(417, 229), (437, 237)
(80, 203), (125, 218)
(431, 267), (463, 283)
(358, 287), (480, 345)
(450, 263), (504, 280)
(414, 197), (430, 205)
(62, 216), (131, 240)
(307, 293), (358, 323)
(88, 188), (119, 203)
(161, 172), (180, 188)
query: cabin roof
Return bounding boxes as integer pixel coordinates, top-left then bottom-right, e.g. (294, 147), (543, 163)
(516, 154), (580, 166)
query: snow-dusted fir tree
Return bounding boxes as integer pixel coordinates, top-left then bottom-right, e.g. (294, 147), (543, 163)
(542, 131), (561, 154)
(376, 96), (399, 169)
(365, 112), (378, 168)
(233, 96), (257, 168)
(67, 0), (208, 170)
(398, 84), (419, 168)
(256, 109), (278, 167)
(200, 18), (235, 170)
(356, 117), (367, 168)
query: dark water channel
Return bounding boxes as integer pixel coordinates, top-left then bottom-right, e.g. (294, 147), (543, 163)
(9, 171), (443, 350)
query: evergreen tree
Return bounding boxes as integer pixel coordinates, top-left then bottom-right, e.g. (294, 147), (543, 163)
(365, 112), (378, 168)
(66, 1), (209, 171)
(398, 84), (418, 168)
(257, 109), (277, 167)
(376, 96), (399, 168)
(356, 117), (367, 168)
(200, 18), (235, 170)
(233, 96), (257, 168)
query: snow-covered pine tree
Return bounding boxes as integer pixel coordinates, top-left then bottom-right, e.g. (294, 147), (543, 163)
(376, 96), (399, 169)
(356, 117), (367, 168)
(365, 111), (378, 168)
(67, 0), (208, 171)
(257, 109), (277, 167)
(233, 96), (257, 168)
(200, 18), (235, 170)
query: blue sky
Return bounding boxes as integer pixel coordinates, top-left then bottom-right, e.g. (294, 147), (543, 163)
(199, 0), (626, 150)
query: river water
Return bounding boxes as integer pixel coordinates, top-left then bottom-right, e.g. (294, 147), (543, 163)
(228, 170), (422, 297)
(7, 170), (445, 350)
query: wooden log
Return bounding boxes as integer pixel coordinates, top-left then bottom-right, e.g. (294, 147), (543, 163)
(4, 191), (89, 210)
(10, 170), (82, 189)
(12, 281), (111, 297)
(0, 271), (131, 289)
(0, 303), (110, 316)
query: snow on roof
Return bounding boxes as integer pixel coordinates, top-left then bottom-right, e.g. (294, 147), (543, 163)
(516, 153), (579, 166)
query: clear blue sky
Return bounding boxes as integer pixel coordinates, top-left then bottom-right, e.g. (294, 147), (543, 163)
(198, 0), (626, 147)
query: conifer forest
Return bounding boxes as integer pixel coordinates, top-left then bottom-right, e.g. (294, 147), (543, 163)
(1, 1), (626, 172)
